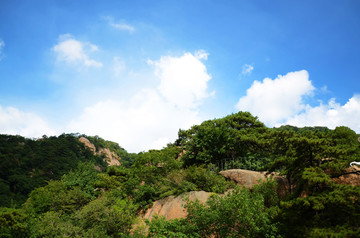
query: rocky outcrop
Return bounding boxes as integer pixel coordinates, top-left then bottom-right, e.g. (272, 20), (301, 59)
(79, 137), (96, 152)
(144, 191), (212, 221)
(79, 137), (121, 166)
(219, 169), (290, 196)
(219, 169), (271, 188)
(333, 165), (360, 186)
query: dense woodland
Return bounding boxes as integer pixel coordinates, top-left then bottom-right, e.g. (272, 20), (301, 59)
(1, 111), (360, 237)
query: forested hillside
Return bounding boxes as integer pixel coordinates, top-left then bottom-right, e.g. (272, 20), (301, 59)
(1, 111), (360, 237)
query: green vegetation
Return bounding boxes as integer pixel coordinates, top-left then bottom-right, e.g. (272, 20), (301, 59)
(0, 111), (360, 237)
(0, 134), (106, 207)
(148, 180), (280, 238)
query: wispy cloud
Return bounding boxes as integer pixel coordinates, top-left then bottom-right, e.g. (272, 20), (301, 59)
(53, 34), (103, 68)
(242, 64), (254, 75)
(0, 38), (5, 61)
(105, 16), (135, 33)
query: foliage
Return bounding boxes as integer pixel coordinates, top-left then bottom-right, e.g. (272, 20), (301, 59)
(147, 182), (281, 238)
(62, 162), (101, 198)
(147, 216), (199, 238)
(157, 165), (234, 198)
(23, 180), (90, 215)
(0, 207), (28, 238)
(75, 194), (137, 237)
(177, 111), (270, 169)
(268, 126), (360, 236)
(0, 133), (105, 207)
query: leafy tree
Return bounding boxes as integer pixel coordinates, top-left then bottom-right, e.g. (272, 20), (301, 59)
(62, 162), (101, 198)
(76, 194), (137, 237)
(177, 112), (270, 168)
(268, 126), (360, 236)
(0, 207), (28, 238)
(23, 180), (90, 215)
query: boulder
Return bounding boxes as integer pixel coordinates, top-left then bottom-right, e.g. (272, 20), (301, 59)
(219, 169), (290, 196)
(144, 191), (212, 221)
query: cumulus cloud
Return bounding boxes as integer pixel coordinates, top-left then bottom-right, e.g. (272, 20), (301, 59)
(0, 38), (5, 61)
(236, 70), (315, 125)
(284, 95), (360, 132)
(68, 51), (212, 152)
(53, 34), (102, 68)
(149, 50), (212, 109)
(0, 105), (56, 137)
(242, 64), (254, 75)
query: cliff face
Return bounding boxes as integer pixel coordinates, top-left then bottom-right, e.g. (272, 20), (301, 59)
(79, 137), (121, 166)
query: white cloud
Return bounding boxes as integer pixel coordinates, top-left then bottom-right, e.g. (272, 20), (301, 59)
(235, 70), (360, 133)
(105, 16), (135, 33)
(67, 90), (201, 153)
(0, 38), (5, 61)
(53, 34), (102, 68)
(149, 50), (212, 109)
(284, 95), (360, 132)
(68, 51), (212, 152)
(236, 70), (315, 125)
(242, 64), (254, 75)
(0, 106), (56, 138)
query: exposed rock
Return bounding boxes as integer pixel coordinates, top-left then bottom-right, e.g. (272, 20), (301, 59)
(333, 166), (360, 186)
(78, 137), (121, 166)
(97, 147), (121, 166)
(144, 191), (212, 221)
(219, 169), (290, 196)
(79, 137), (96, 153)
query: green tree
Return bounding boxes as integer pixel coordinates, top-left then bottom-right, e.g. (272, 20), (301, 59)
(0, 207), (28, 238)
(177, 111), (270, 168)
(23, 180), (89, 215)
(76, 194), (137, 237)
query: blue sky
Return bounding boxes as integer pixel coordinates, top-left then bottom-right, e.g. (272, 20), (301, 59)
(0, 0), (360, 152)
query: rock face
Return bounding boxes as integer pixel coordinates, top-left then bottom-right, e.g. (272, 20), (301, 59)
(144, 191), (212, 221)
(78, 137), (121, 166)
(333, 166), (360, 186)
